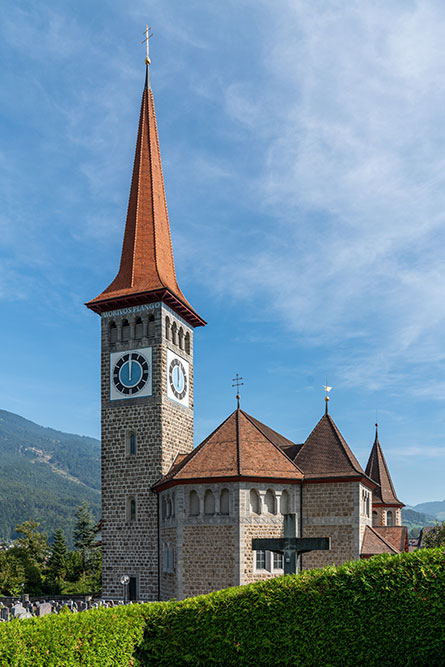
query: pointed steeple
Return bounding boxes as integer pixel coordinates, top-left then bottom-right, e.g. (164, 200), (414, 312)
(293, 412), (369, 480)
(86, 67), (205, 328)
(365, 425), (402, 505)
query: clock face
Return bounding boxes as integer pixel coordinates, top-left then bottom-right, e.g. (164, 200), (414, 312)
(110, 348), (153, 401)
(166, 349), (189, 407)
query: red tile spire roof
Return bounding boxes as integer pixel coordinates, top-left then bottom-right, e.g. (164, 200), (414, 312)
(365, 425), (403, 506)
(293, 413), (370, 480)
(86, 65), (205, 328)
(153, 408), (303, 490)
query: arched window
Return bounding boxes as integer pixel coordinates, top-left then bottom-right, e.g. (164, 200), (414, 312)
(250, 489), (260, 515)
(372, 511), (377, 526)
(178, 328), (184, 350)
(386, 510), (393, 526)
(135, 317), (143, 338)
(265, 489), (276, 514)
(220, 489), (230, 515)
(171, 322), (178, 345)
(148, 314), (155, 338)
(110, 321), (118, 343)
(366, 494), (370, 518)
(165, 317), (171, 341)
(122, 319), (130, 341)
(204, 490), (215, 515)
(280, 490), (290, 514)
(129, 497), (136, 522)
(185, 332), (190, 355)
(189, 490), (199, 516)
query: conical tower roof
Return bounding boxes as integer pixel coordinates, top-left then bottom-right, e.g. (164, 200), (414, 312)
(153, 408), (303, 490)
(365, 426), (402, 505)
(86, 66), (205, 328)
(293, 413), (368, 479)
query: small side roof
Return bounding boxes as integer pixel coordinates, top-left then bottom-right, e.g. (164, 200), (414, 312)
(373, 526), (408, 553)
(293, 413), (368, 480)
(361, 526), (399, 557)
(153, 409), (303, 490)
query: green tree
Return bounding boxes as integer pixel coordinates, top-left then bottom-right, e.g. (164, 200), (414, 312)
(423, 521), (445, 548)
(0, 550), (25, 596)
(73, 501), (96, 577)
(46, 528), (68, 591)
(15, 520), (49, 565)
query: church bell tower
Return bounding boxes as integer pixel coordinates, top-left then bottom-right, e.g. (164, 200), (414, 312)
(86, 56), (205, 601)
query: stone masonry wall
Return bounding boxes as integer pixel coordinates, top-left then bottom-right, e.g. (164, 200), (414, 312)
(100, 304), (194, 600)
(182, 525), (235, 598)
(301, 481), (359, 570)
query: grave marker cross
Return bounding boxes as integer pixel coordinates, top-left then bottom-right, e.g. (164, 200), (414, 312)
(252, 514), (331, 575)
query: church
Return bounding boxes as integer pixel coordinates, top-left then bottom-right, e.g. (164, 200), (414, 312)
(86, 56), (408, 602)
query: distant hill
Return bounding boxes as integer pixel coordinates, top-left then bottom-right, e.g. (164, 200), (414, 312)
(0, 409), (100, 546)
(412, 500), (445, 521)
(402, 508), (437, 537)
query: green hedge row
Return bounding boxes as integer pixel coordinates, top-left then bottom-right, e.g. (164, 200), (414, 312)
(0, 548), (444, 666)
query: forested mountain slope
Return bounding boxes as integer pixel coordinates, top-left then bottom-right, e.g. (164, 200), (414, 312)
(0, 409), (100, 545)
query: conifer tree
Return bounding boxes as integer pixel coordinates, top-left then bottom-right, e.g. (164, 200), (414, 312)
(73, 501), (96, 578)
(47, 527), (68, 582)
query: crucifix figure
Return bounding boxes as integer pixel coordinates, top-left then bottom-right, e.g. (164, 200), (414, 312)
(252, 514), (331, 575)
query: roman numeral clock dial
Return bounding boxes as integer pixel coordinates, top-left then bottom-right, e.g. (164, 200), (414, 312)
(109, 348), (153, 400)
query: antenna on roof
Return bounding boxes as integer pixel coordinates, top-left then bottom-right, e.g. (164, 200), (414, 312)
(232, 373), (244, 410)
(323, 377), (332, 414)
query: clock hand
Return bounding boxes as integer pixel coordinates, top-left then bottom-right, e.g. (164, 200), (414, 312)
(128, 356), (132, 382)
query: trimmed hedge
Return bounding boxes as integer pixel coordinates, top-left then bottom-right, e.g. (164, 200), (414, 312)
(0, 548), (444, 666)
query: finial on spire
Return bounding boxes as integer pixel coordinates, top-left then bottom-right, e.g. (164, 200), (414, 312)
(142, 25), (154, 65)
(232, 373), (244, 409)
(323, 379), (332, 414)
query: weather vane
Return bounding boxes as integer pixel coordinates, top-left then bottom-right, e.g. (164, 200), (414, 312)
(142, 25), (154, 65)
(323, 378), (332, 414)
(232, 373), (244, 409)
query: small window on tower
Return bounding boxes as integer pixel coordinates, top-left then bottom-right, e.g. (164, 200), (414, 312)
(128, 497), (136, 522)
(148, 314), (155, 338)
(372, 511), (377, 526)
(135, 317), (143, 338)
(122, 319), (130, 341)
(185, 332), (190, 355)
(171, 322), (178, 345)
(386, 510), (393, 526)
(110, 322), (118, 343)
(126, 431), (137, 456)
(178, 328), (184, 350)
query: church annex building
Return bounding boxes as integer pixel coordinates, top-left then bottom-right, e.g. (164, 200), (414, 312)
(86, 60), (408, 602)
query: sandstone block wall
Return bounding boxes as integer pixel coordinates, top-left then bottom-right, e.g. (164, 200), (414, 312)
(301, 481), (363, 569)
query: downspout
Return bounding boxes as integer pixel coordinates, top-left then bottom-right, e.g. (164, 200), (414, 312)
(299, 479), (304, 572)
(157, 492), (161, 601)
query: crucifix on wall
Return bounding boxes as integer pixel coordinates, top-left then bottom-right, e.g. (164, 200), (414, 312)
(252, 514), (331, 575)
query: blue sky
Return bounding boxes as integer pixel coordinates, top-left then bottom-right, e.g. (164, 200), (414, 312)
(1, 0), (444, 505)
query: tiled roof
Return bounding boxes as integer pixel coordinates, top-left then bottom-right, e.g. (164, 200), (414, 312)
(373, 526), (408, 553)
(153, 409), (303, 489)
(293, 413), (367, 479)
(361, 526), (399, 556)
(365, 427), (402, 505)
(86, 69), (204, 327)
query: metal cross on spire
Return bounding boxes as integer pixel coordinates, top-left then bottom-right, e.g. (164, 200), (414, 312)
(323, 377), (332, 414)
(142, 25), (154, 65)
(232, 373), (244, 409)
